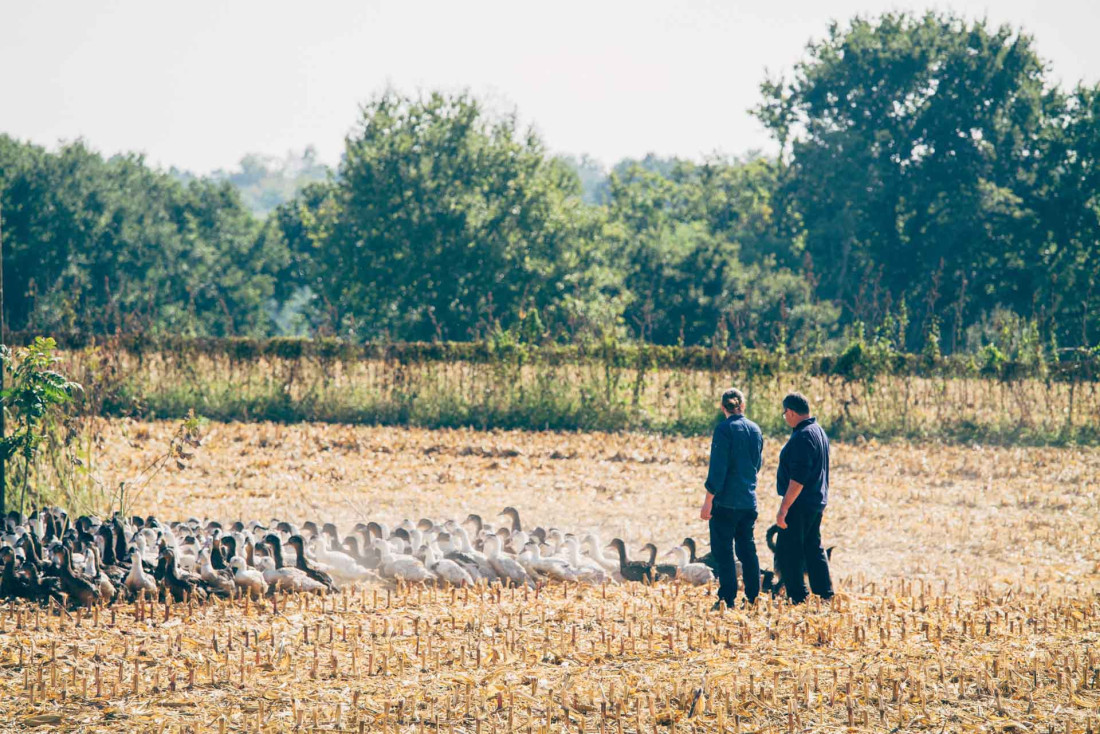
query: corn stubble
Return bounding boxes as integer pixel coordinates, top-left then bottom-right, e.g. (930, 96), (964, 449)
(3, 420), (1097, 732)
(2, 580), (1099, 732)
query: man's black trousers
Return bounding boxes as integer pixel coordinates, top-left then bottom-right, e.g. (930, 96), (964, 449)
(708, 506), (760, 605)
(776, 510), (833, 604)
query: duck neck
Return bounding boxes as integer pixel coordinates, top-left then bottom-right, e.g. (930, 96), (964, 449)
(128, 555), (144, 580)
(269, 540), (285, 569)
(113, 522), (128, 563)
(88, 546), (101, 575)
(24, 534), (42, 565)
(293, 543), (310, 570)
(60, 548), (77, 577)
(223, 537), (237, 564)
(100, 528), (117, 566)
(673, 548), (688, 568)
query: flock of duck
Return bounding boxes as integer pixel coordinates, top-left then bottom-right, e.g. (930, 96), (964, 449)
(0, 507), (728, 608)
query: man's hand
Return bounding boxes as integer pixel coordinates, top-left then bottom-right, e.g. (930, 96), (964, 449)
(777, 480), (801, 530)
(700, 494), (714, 521)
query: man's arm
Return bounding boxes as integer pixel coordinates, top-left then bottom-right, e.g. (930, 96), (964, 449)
(776, 479), (803, 529)
(753, 427), (763, 474)
(701, 424), (731, 520)
(777, 434), (812, 528)
(701, 491), (716, 521)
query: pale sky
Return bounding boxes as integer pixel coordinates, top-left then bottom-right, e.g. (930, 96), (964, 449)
(2, 0), (1097, 174)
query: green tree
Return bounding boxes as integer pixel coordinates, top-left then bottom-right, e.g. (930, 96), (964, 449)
(0, 136), (285, 336)
(605, 159), (836, 346)
(305, 90), (614, 340)
(1028, 84), (1100, 348)
(755, 13), (1053, 345)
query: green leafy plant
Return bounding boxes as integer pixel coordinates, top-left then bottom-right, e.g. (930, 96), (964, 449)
(0, 337), (83, 513)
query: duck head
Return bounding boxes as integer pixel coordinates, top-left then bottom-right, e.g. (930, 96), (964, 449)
(499, 507), (522, 532)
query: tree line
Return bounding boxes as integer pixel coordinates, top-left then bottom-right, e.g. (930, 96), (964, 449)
(1, 12), (1097, 359)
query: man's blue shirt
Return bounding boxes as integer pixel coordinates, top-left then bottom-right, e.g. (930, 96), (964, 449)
(776, 417), (830, 512)
(705, 414), (763, 510)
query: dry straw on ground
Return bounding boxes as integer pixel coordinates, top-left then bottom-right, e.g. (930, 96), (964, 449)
(3, 574), (1099, 732)
(2, 420), (1098, 732)
(92, 420), (1100, 586)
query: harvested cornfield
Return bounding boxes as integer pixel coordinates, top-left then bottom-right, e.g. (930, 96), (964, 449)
(2, 420), (1099, 732)
(2, 576), (1099, 732)
(88, 420), (1100, 586)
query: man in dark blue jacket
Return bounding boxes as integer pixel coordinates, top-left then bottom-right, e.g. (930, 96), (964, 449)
(775, 392), (834, 604)
(701, 388), (763, 608)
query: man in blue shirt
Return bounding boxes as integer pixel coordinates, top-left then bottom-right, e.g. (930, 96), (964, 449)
(774, 392), (834, 604)
(700, 388), (763, 608)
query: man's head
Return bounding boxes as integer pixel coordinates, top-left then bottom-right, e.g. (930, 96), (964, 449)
(781, 392), (811, 427)
(720, 388), (745, 416)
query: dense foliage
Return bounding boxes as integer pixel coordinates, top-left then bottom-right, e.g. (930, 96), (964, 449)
(1, 12), (1098, 354)
(0, 137), (289, 336)
(755, 13), (1100, 353)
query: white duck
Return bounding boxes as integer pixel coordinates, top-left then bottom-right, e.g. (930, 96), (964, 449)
(158, 525), (179, 553)
(560, 537), (612, 584)
(255, 556), (328, 594)
(519, 542), (579, 582)
(309, 537), (375, 584)
(582, 533), (621, 575)
(666, 546), (715, 586)
(483, 536), (532, 588)
(545, 529), (571, 558)
(83, 545), (116, 601)
(424, 544), (474, 587)
(133, 531), (159, 566)
(124, 548), (158, 598)
(373, 539), (436, 583)
(230, 556), (266, 599)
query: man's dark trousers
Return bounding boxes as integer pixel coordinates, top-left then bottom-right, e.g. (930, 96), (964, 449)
(776, 510), (833, 604)
(709, 506), (760, 606)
